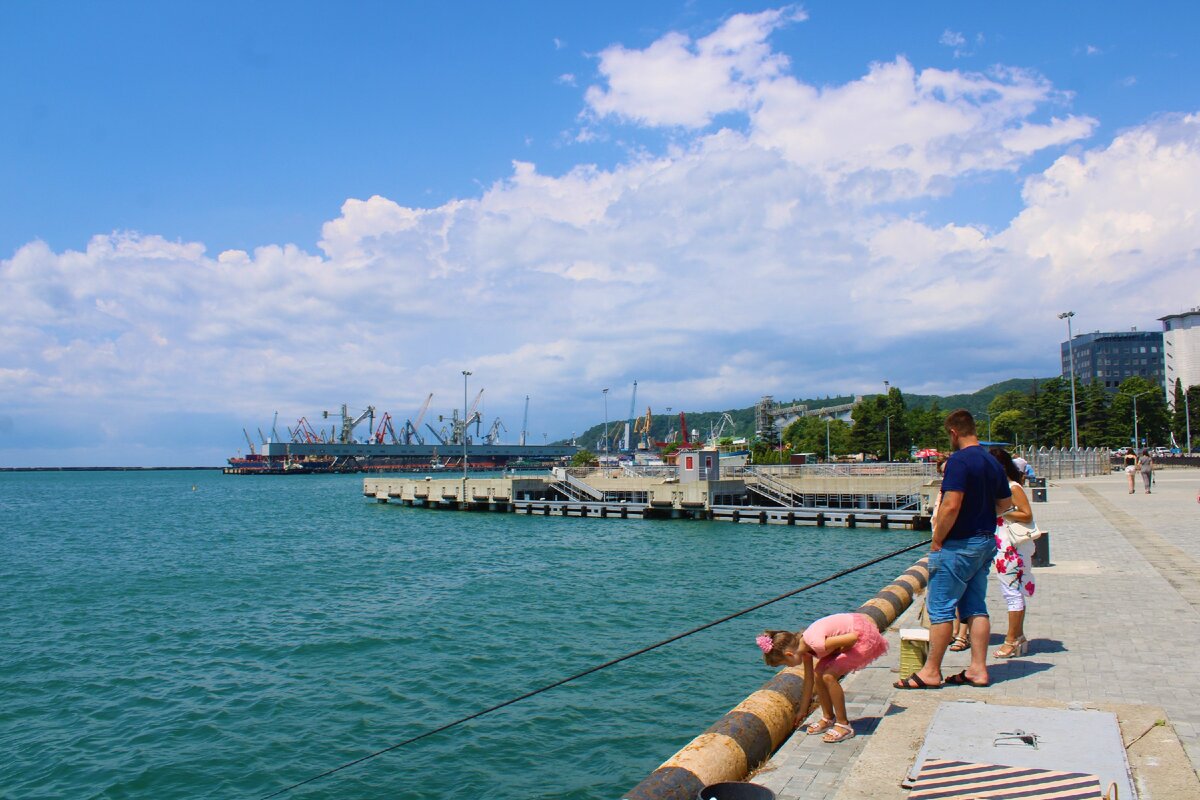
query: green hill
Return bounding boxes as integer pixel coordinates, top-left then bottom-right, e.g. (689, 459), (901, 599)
(558, 380), (1053, 449)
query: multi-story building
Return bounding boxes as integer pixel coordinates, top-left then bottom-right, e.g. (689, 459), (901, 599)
(1161, 307), (1200, 407)
(1060, 329), (1164, 391)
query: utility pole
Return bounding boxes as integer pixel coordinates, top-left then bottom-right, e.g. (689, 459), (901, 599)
(1058, 312), (1079, 450)
(462, 370), (471, 498)
(826, 417), (831, 462)
(602, 388), (610, 463)
(886, 416), (892, 463)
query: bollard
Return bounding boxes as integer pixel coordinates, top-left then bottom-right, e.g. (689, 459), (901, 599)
(1032, 532), (1051, 568)
(623, 557), (930, 800)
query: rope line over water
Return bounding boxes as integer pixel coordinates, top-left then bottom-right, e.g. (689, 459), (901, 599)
(259, 537), (932, 798)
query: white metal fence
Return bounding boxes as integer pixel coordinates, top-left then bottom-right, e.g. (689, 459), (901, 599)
(1017, 446), (1112, 479)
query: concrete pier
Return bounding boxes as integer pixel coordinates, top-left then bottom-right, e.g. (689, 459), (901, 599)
(363, 462), (937, 530)
(748, 470), (1200, 798)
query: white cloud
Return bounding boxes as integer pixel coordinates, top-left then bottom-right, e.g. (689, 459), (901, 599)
(4, 10), (1195, 465)
(584, 8), (799, 127)
(749, 59), (1097, 201)
(940, 30), (966, 48)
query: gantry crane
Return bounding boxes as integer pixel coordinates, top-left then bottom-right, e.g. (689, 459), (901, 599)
(483, 417), (507, 444)
(634, 406), (653, 450)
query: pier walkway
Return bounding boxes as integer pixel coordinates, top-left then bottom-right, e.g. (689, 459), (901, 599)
(750, 469), (1200, 798)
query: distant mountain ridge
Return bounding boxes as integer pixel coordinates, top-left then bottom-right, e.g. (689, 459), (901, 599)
(560, 378), (1053, 449)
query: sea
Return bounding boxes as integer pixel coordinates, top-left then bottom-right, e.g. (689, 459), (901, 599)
(0, 469), (926, 799)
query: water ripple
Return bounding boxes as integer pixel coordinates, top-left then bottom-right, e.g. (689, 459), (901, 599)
(1, 470), (923, 798)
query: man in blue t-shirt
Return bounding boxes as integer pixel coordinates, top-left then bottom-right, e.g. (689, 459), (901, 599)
(895, 409), (1011, 690)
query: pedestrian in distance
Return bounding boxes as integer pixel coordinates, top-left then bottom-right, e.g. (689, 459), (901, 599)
(1139, 449), (1154, 494)
(895, 409), (1011, 690)
(1123, 448), (1137, 493)
(757, 614), (888, 744)
(990, 447), (1037, 658)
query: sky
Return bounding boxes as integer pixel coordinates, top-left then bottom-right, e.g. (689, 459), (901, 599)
(2, 1), (1199, 466)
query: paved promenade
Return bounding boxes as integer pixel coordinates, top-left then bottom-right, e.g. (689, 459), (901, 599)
(752, 468), (1200, 799)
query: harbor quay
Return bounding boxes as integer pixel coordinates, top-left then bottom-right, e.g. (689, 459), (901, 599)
(739, 469), (1200, 799)
(362, 455), (939, 530)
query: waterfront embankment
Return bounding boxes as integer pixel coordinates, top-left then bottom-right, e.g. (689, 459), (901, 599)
(748, 469), (1200, 798)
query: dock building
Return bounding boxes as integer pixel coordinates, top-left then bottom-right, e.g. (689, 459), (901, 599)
(1060, 328), (1164, 391)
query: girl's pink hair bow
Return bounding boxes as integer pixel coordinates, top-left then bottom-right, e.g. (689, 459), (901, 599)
(756, 634), (774, 654)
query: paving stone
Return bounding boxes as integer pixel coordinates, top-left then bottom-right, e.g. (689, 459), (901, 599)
(752, 469), (1200, 799)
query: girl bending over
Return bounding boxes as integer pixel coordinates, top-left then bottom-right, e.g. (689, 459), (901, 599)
(757, 613), (888, 743)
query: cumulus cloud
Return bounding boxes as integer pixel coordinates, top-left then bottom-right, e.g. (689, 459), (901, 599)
(749, 59), (1097, 201)
(3, 9), (1196, 465)
(584, 7), (801, 127)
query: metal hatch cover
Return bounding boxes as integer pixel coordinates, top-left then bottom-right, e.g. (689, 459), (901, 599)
(907, 700), (1135, 799)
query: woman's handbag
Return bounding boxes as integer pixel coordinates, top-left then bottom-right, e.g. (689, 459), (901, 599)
(1004, 520), (1045, 547)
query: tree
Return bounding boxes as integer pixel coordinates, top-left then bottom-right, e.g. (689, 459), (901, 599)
(991, 409), (1028, 444)
(751, 441), (785, 464)
(570, 449), (597, 467)
(1172, 379), (1188, 445)
(1187, 385), (1200, 452)
(851, 387), (912, 460)
(783, 416), (852, 459)
(907, 401), (951, 452)
(1110, 377), (1170, 449)
(1032, 377), (1073, 447)
(1077, 381), (1110, 447)
(986, 391), (1033, 445)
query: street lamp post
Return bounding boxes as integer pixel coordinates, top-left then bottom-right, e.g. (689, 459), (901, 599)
(1119, 388), (1156, 451)
(826, 417), (831, 462)
(462, 370), (472, 497)
(1058, 312), (1079, 451)
(602, 388), (610, 463)
(885, 415), (892, 463)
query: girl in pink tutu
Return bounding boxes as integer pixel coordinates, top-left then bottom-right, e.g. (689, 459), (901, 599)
(758, 614), (888, 743)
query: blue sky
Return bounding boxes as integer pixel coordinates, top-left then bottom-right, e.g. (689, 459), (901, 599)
(3, 2), (1199, 465)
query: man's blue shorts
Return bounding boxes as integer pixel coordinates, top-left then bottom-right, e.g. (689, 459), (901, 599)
(927, 535), (997, 625)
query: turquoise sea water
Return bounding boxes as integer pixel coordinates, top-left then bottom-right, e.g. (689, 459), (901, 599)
(1, 470), (925, 799)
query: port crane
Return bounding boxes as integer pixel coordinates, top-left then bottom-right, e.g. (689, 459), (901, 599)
(324, 404), (375, 444)
(443, 389), (485, 445)
(707, 412), (736, 446)
(242, 428), (257, 456)
(483, 417), (507, 444)
(403, 394), (433, 445)
(372, 412), (400, 444)
(292, 417), (322, 443)
(634, 406), (653, 450)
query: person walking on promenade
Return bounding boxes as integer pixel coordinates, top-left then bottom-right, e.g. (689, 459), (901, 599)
(895, 409), (1011, 689)
(757, 614), (888, 743)
(990, 447), (1036, 658)
(1139, 449), (1154, 494)
(1123, 449), (1137, 493)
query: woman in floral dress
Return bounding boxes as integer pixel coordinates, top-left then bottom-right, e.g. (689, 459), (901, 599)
(989, 448), (1036, 658)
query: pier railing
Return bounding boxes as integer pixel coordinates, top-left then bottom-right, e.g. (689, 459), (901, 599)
(743, 462), (936, 478)
(1017, 446), (1111, 479)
